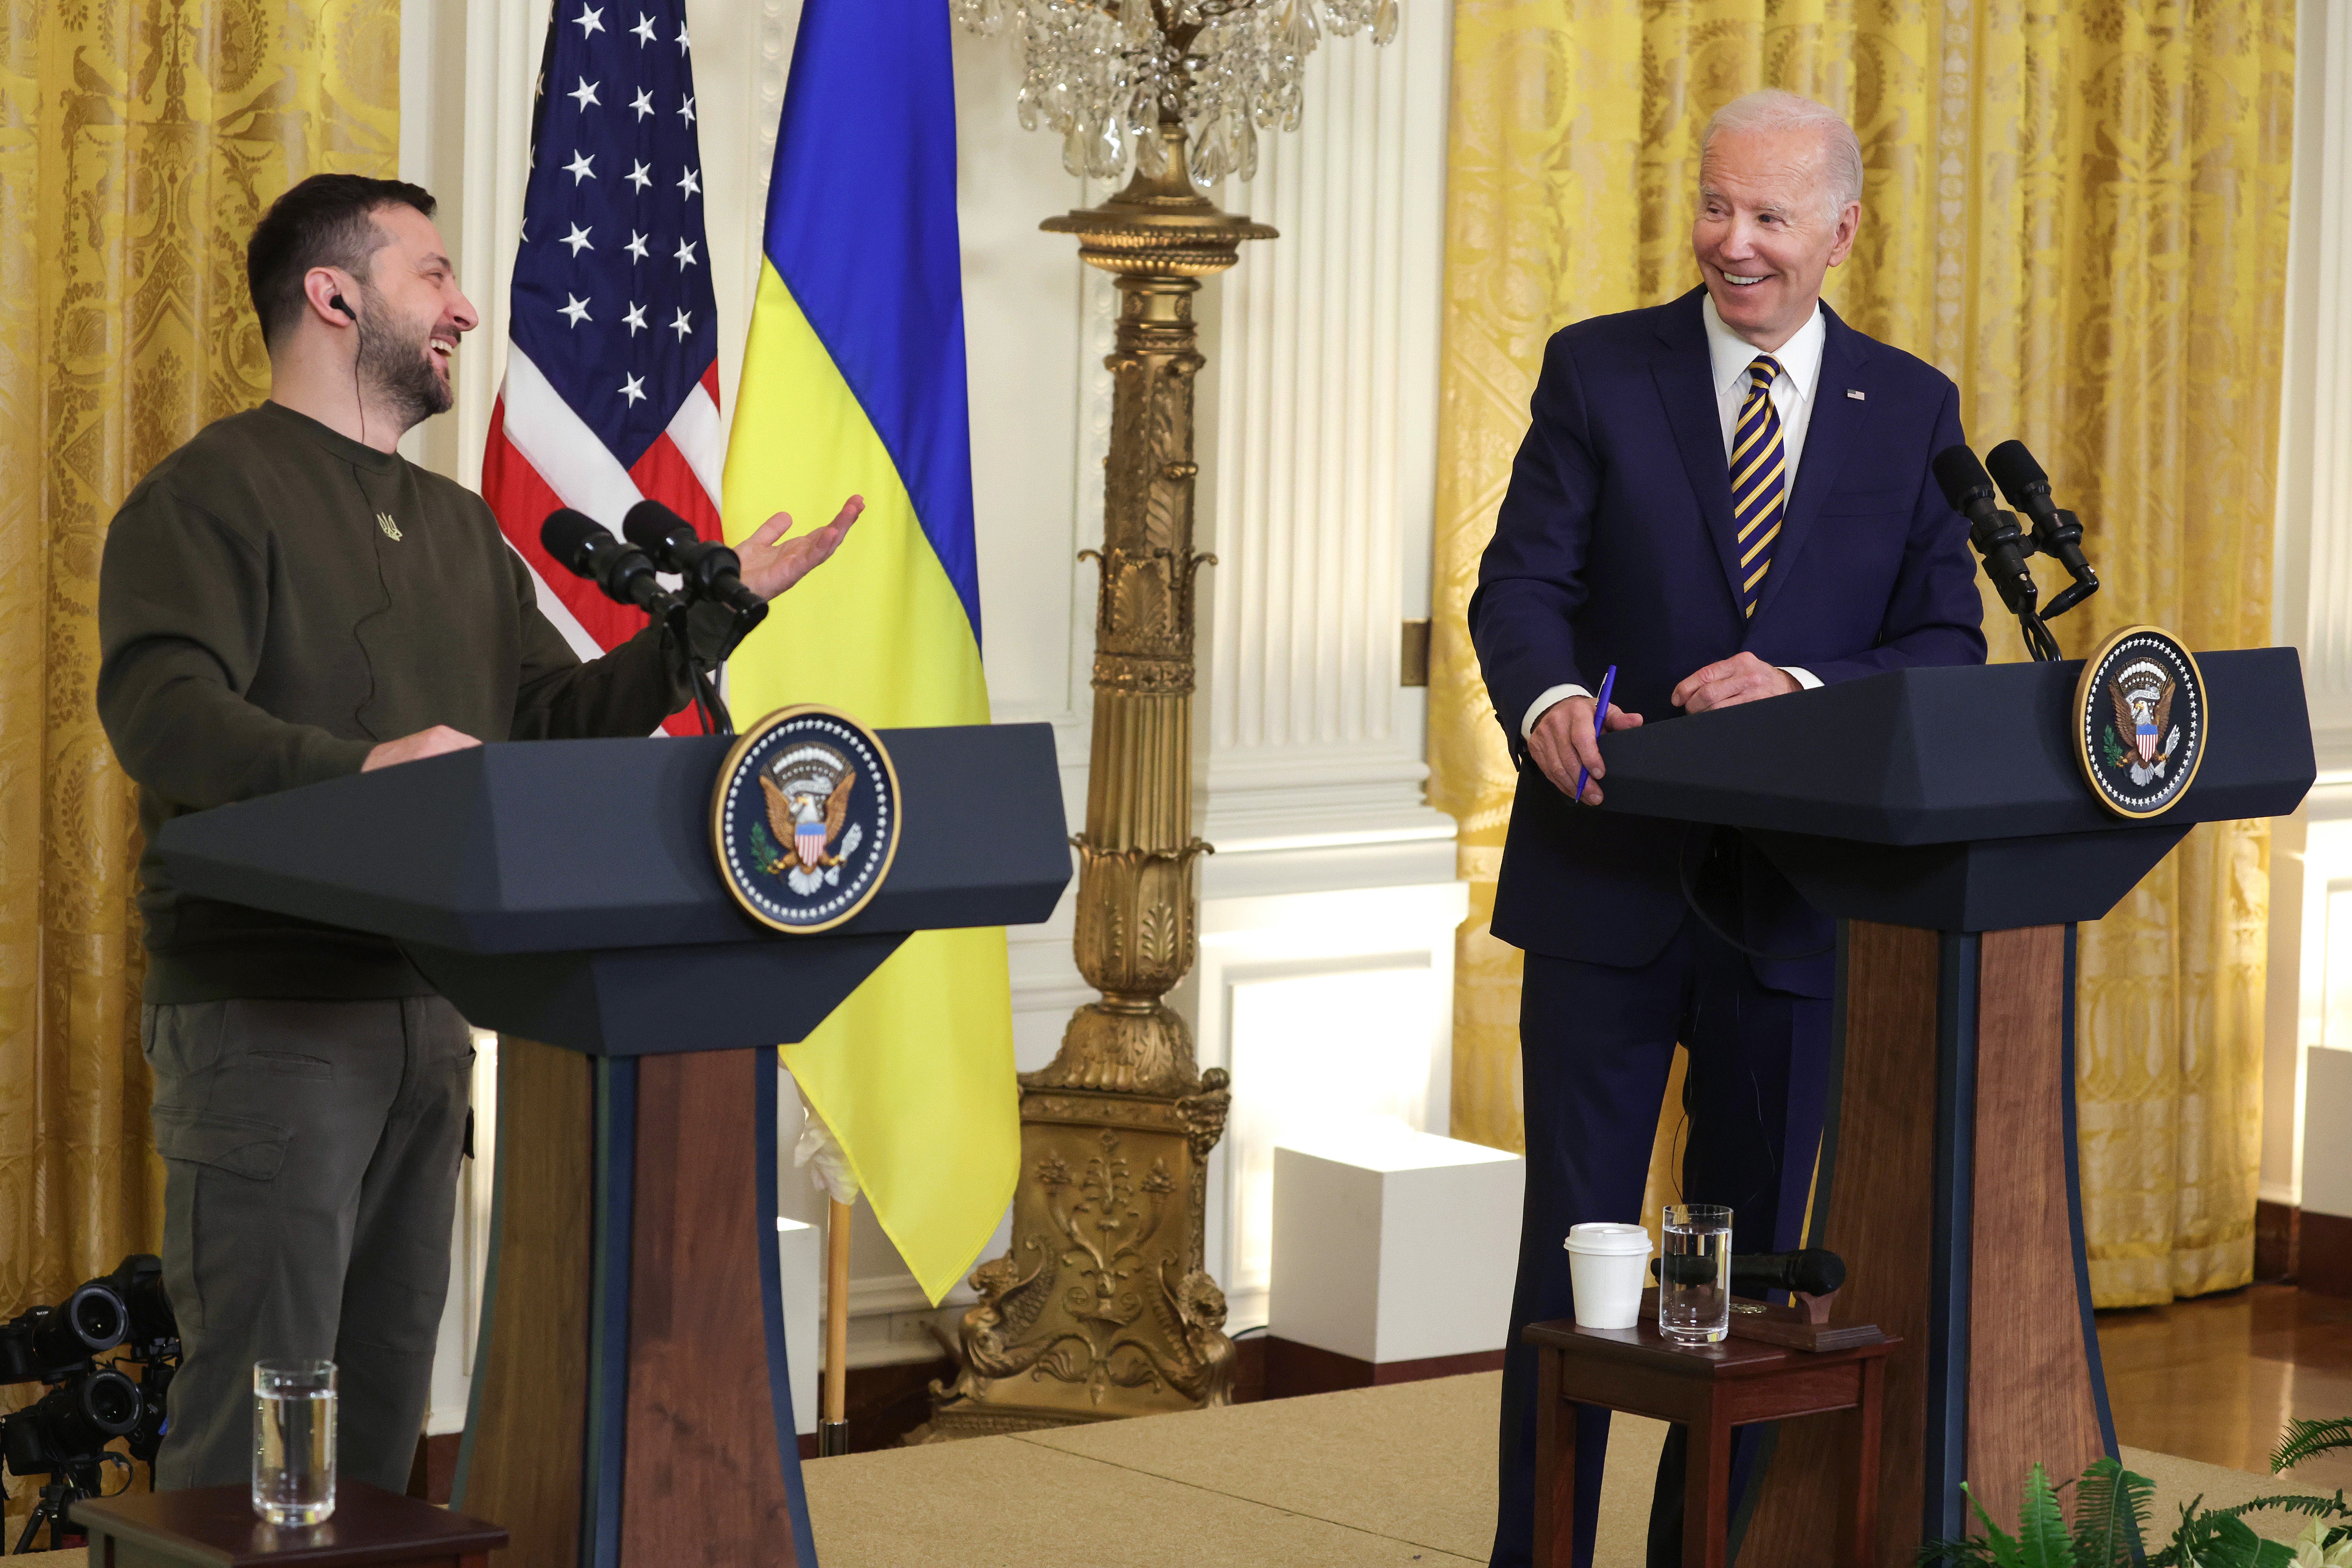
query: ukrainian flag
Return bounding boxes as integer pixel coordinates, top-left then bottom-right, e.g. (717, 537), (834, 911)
(721, 0), (1012, 1303)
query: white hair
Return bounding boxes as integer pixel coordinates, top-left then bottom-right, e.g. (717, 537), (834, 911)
(1701, 90), (1864, 218)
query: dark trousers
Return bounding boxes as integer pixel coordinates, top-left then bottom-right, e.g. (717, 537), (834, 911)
(1489, 918), (1830, 1568)
(142, 997), (473, 1493)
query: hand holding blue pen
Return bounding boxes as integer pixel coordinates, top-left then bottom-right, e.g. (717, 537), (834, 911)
(1573, 665), (1617, 805)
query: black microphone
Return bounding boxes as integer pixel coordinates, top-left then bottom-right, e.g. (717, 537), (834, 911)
(1651, 1248), (1847, 1296)
(539, 508), (681, 617)
(1932, 444), (2038, 618)
(1729, 1248), (1846, 1298)
(1985, 439), (2099, 618)
(622, 499), (765, 617)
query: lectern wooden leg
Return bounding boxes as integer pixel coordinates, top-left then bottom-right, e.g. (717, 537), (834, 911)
(621, 1049), (812, 1566)
(453, 1038), (593, 1568)
(1735, 923), (1939, 1566)
(1966, 927), (2107, 1528)
(455, 1043), (819, 1567)
(1731, 922), (2116, 1566)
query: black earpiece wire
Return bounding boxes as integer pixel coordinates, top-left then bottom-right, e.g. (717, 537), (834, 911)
(331, 289), (363, 448)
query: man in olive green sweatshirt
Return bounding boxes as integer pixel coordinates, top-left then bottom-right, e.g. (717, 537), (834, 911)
(94, 173), (861, 1494)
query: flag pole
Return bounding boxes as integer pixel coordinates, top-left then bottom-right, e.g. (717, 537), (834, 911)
(820, 1197), (852, 1455)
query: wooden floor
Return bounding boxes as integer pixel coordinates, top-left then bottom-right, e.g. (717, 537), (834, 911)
(2098, 1284), (2352, 1494)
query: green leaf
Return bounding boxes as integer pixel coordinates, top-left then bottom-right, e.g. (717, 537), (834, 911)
(2146, 1496), (2211, 1568)
(2209, 1512), (2284, 1567)
(2072, 1458), (2155, 1567)
(2019, 1465), (2075, 1568)
(2273, 1419), (2352, 1474)
(2209, 1490), (2352, 1523)
(1964, 1481), (2031, 1568)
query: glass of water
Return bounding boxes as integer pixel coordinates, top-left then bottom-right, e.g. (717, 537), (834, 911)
(1658, 1204), (1734, 1344)
(253, 1359), (336, 1526)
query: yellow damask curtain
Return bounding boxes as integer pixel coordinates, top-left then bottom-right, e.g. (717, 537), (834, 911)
(0, 0), (398, 1508)
(1431, 0), (2292, 1307)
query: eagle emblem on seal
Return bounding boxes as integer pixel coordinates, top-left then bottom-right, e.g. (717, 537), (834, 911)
(2103, 659), (2181, 788)
(753, 743), (865, 897)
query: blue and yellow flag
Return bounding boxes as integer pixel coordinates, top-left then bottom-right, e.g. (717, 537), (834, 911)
(722, 0), (1013, 1303)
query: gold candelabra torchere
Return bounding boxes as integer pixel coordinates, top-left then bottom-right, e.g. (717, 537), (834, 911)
(920, 122), (1273, 1437)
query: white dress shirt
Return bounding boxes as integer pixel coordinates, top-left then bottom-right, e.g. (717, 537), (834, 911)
(1520, 295), (1828, 740)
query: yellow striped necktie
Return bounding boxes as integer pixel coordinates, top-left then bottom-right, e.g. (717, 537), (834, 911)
(1730, 354), (1786, 618)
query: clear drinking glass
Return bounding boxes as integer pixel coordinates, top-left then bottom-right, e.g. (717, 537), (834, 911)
(1658, 1204), (1734, 1344)
(253, 1359), (336, 1526)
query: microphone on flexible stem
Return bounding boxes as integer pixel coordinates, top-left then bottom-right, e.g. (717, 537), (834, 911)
(1985, 439), (2100, 620)
(1730, 1248), (1846, 1298)
(1653, 1248), (1847, 1297)
(622, 499), (768, 619)
(539, 508), (684, 618)
(1933, 444), (2062, 662)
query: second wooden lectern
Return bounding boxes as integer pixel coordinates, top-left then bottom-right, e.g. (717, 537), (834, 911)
(1584, 649), (2312, 1564)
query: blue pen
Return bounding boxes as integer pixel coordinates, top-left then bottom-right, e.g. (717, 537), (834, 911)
(1574, 665), (1618, 803)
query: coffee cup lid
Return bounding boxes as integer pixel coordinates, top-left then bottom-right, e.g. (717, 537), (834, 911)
(1563, 1222), (1652, 1256)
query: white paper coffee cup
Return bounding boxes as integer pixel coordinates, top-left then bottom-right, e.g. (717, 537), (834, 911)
(1564, 1222), (1653, 1330)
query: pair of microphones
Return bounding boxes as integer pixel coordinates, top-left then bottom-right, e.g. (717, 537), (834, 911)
(1931, 440), (2100, 662)
(540, 500), (767, 622)
(540, 501), (763, 735)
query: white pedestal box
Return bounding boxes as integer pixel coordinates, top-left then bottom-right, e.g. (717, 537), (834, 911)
(2303, 1047), (2352, 1297)
(777, 1216), (822, 1437)
(2305, 1047), (2352, 1217)
(1267, 1125), (1525, 1387)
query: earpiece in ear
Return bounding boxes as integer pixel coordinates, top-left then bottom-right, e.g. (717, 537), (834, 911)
(330, 294), (356, 319)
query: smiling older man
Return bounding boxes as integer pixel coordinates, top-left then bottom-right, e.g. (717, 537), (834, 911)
(1470, 91), (1985, 1566)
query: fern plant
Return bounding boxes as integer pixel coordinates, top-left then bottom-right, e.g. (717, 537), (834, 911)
(1918, 1417), (2352, 1568)
(2276, 1421), (2352, 1475)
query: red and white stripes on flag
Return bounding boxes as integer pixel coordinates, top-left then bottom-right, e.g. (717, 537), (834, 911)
(482, 348), (725, 664)
(479, 0), (726, 735)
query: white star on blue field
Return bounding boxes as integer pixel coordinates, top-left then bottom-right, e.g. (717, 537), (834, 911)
(512, 2), (716, 465)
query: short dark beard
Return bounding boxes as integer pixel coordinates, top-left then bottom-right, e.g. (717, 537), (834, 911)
(354, 280), (452, 429)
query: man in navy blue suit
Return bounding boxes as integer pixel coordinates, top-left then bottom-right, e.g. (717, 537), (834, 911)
(1473, 90), (1987, 1567)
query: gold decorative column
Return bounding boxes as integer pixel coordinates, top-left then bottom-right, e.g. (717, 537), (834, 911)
(921, 127), (1272, 1437)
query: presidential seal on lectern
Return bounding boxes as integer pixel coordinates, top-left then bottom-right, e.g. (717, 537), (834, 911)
(2073, 624), (2209, 818)
(712, 705), (902, 931)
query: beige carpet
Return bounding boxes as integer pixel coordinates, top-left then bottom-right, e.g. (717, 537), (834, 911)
(798, 1373), (2320, 1567)
(9, 1387), (2310, 1565)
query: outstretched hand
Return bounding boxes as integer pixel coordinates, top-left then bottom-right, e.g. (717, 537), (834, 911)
(737, 495), (865, 601)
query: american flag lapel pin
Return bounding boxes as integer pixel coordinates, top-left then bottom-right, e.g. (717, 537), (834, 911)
(1846, 388), (1866, 400)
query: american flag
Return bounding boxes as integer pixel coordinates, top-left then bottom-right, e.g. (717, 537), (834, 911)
(481, 0), (723, 733)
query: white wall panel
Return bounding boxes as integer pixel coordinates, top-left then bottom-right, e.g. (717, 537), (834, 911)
(1201, 0), (1451, 846)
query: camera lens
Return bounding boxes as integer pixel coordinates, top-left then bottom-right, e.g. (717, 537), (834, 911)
(62, 1285), (127, 1353)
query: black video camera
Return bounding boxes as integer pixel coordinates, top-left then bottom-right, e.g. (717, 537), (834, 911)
(0, 1255), (180, 1553)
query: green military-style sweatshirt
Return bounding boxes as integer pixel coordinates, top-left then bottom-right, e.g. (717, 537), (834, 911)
(97, 400), (720, 1003)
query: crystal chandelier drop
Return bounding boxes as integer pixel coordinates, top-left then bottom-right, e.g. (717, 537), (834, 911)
(952, 0), (1398, 187)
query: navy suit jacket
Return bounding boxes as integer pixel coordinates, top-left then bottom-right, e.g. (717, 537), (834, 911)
(1469, 288), (1987, 996)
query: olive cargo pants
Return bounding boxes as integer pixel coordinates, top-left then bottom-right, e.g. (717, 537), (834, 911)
(142, 997), (472, 1492)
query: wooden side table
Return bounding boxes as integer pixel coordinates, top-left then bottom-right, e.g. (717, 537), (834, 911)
(72, 1481), (506, 1567)
(1525, 1315), (1895, 1568)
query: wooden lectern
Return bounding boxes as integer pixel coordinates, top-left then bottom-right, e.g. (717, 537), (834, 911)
(1585, 650), (2313, 1562)
(156, 726), (1073, 1568)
